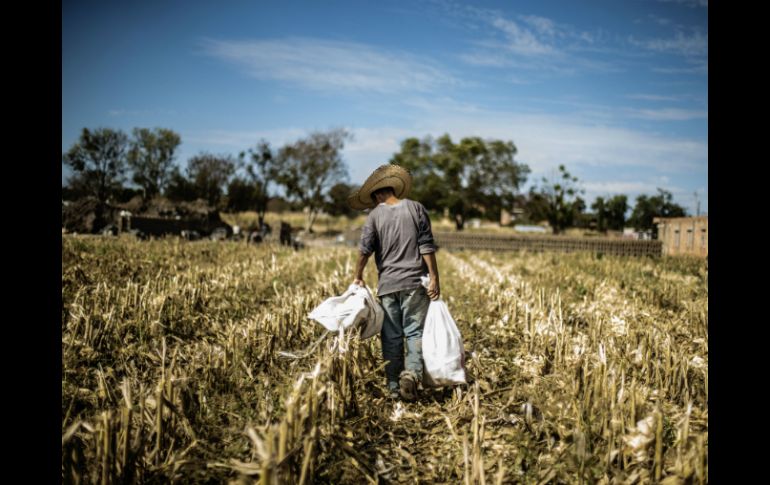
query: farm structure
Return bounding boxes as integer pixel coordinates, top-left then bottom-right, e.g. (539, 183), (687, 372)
(654, 216), (708, 257)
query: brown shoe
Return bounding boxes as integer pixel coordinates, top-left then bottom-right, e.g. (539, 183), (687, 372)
(399, 371), (418, 401)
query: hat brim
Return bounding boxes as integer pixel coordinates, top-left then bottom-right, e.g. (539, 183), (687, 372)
(348, 165), (412, 210)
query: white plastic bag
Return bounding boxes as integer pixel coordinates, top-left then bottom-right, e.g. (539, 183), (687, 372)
(420, 276), (467, 387)
(308, 284), (383, 340)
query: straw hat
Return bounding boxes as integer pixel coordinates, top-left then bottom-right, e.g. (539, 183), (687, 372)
(347, 164), (412, 210)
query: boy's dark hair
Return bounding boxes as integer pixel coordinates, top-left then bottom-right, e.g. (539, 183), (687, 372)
(370, 186), (395, 202)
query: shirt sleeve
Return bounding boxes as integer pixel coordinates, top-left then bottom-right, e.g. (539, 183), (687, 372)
(415, 202), (437, 254)
(359, 213), (376, 256)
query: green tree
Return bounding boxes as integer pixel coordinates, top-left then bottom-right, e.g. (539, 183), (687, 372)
(389, 137), (445, 213)
(591, 196), (608, 232)
(572, 196), (588, 228)
(325, 182), (356, 217)
(127, 128), (181, 199)
(535, 165), (585, 234)
(225, 177), (260, 212)
(523, 189), (550, 225)
(275, 129), (350, 233)
(165, 167), (199, 202)
(186, 153), (237, 207)
(62, 127), (128, 204)
(629, 189), (687, 236)
(389, 134), (529, 230)
(606, 195), (628, 231)
(589, 194), (628, 232)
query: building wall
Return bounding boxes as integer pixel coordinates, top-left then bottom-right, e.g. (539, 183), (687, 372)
(655, 216), (708, 257)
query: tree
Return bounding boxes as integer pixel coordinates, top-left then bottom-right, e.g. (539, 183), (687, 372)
(62, 127), (128, 204)
(325, 182), (356, 218)
(523, 189), (550, 225)
(591, 196), (607, 232)
(629, 189), (687, 236)
(534, 165), (585, 234)
(589, 194), (628, 232)
(572, 196), (588, 228)
(114, 186), (144, 204)
(389, 134), (530, 230)
(605, 195), (628, 231)
(186, 153), (237, 207)
(478, 139), (531, 220)
(275, 129), (350, 233)
(389, 137), (446, 213)
(165, 167), (199, 202)
(127, 128), (182, 199)
(239, 140), (279, 228)
(225, 177), (260, 212)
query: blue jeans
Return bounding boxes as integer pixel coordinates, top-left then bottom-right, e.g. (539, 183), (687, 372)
(380, 286), (430, 391)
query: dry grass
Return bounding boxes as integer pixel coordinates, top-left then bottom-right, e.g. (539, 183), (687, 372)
(220, 210), (618, 238)
(219, 211), (366, 234)
(62, 236), (707, 483)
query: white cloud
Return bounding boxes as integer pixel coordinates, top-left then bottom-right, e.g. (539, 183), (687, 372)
(108, 109), (132, 117)
(185, 128), (308, 148)
(657, 0), (708, 7)
(491, 17), (558, 56)
(653, 61), (708, 75)
(625, 108), (707, 121)
(401, 95), (482, 114)
(337, 104), (707, 180)
(626, 94), (682, 102)
(108, 109), (177, 117)
(484, 115), (706, 174)
(460, 47), (578, 75)
(519, 15), (557, 37)
(457, 12), (621, 78)
(458, 51), (514, 67)
(631, 31), (708, 57)
(578, 32), (595, 44)
(583, 180), (682, 196)
(635, 14), (676, 27)
(200, 38), (458, 94)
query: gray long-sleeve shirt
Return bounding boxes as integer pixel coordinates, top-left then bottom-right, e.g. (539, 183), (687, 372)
(359, 198), (437, 296)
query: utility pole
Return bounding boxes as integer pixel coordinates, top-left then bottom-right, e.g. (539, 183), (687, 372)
(694, 191), (701, 216)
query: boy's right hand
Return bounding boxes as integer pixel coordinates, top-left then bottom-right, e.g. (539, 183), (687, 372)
(427, 276), (440, 300)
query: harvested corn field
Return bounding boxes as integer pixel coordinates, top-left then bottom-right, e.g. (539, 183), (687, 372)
(62, 237), (708, 484)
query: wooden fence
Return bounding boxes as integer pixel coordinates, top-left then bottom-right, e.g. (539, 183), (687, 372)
(343, 230), (662, 258)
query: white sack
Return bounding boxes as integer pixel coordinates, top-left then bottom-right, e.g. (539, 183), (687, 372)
(420, 276), (467, 387)
(308, 284), (383, 340)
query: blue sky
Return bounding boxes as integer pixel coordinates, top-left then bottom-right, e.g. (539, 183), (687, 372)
(62, 0), (708, 215)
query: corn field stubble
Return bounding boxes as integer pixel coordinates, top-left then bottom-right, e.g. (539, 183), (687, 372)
(62, 236), (707, 484)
